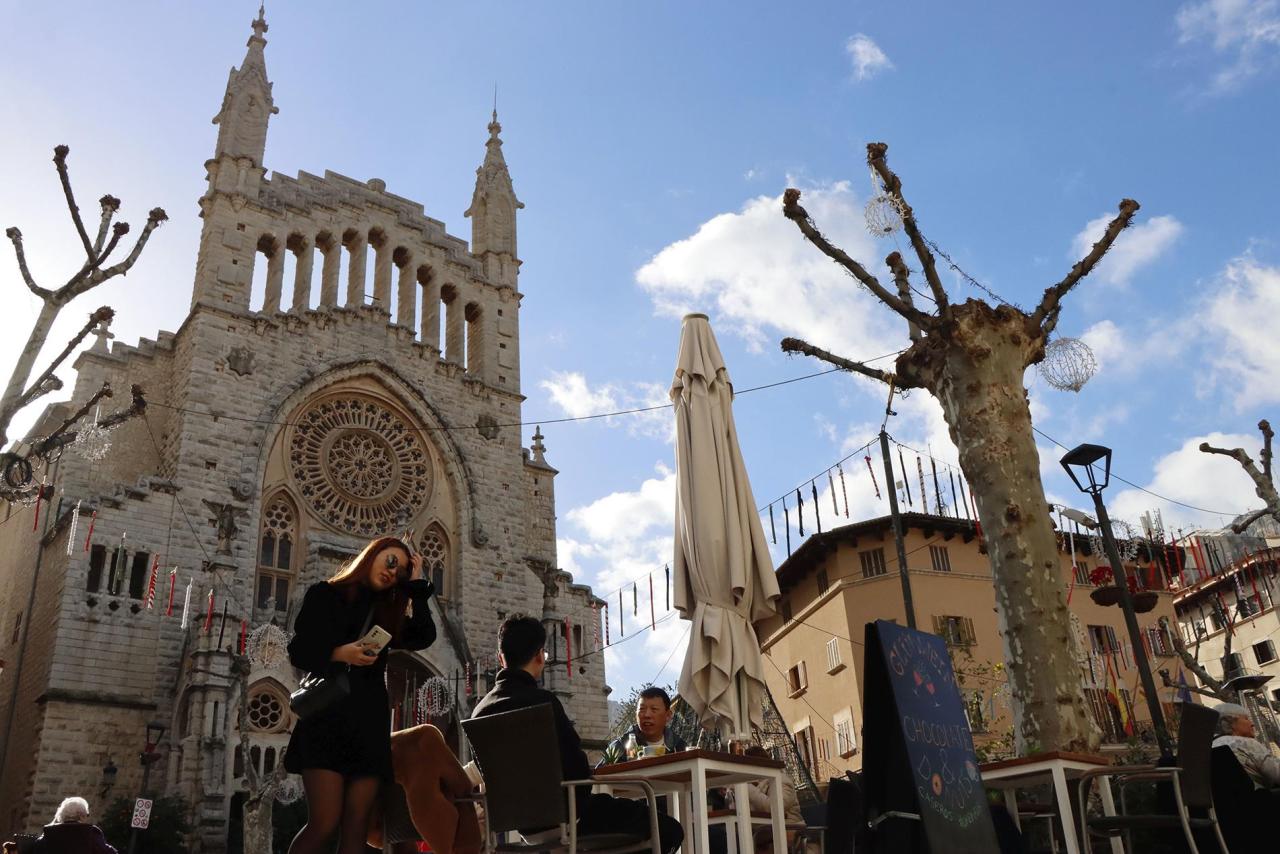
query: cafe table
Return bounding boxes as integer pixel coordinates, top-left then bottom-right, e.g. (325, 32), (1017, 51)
(980, 751), (1123, 854)
(593, 749), (788, 854)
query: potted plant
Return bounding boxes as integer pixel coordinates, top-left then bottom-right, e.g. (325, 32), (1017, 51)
(1089, 567), (1123, 606)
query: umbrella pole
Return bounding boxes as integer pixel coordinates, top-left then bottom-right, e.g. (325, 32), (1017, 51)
(881, 426), (917, 629)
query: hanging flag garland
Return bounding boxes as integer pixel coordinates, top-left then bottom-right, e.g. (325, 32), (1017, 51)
(948, 471), (959, 520)
(217, 599), (230, 647)
(864, 456), (880, 500)
(959, 477), (971, 519)
(166, 568), (177, 616)
(65, 500), (82, 557)
(664, 564), (670, 611)
(564, 618), (573, 680)
(898, 448), (913, 508)
(916, 457), (928, 516)
(180, 581), (193, 629)
(203, 589), (215, 635)
(619, 589), (624, 637)
(239, 620), (248, 655)
(930, 458), (944, 515)
(83, 510), (97, 552)
(604, 601), (610, 645)
(783, 498), (792, 556)
(632, 581), (638, 616)
(592, 603), (601, 652)
(144, 555), (159, 610)
(811, 480), (822, 534)
(648, 572), (656, 630)
(839, 463), (851, 515)
(796, 488), (805, 537)
(769, 504), (777, 544)
(828, 471), (839, 516)
(109, 532), (127, 595)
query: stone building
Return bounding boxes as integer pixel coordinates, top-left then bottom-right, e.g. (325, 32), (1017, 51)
(0, 9), (608, 847)
(756, 511), (1183, 781)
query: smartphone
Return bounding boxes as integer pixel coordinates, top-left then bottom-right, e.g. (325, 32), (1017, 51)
(358, 625), (392, 655)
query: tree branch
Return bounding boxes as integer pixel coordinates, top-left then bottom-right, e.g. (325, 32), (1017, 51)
(5, 228), (51, 299)
(1199, 436), (1280, 532)
(867, 143), (950, 317)
(92, 195), (121, 255)
(29, 381), (115, 459)
(1031, 198), (1141, 336)
(89, 223), (128, 272)
(782, 189), (935, 330)
(887, 252), (923, 342)
(780, 337), (905, 386)
(1260, 419), (1274, 481)
(17, 307), (113, 410)
(60, 208), (167, 300)
(1160, 616), (1233, 702)
(52, 146), (96, 261)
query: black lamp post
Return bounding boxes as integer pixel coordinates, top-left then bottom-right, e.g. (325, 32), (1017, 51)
(127, 720), (167, 854)
(1061, 443), (1173, 759)
(100, 758), (118, 800)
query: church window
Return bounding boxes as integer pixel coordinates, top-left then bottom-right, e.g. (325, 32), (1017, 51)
(256, 494), (297, 614)
(246, 684), (288, 734)
(127, 551), (152, 600)
(419, 525), (450, 599)
(87, 544), (107, 592)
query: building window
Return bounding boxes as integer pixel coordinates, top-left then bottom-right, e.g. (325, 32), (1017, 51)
(1224, 652), (1244, 678)
(245, 684), (289, 734)
(419, 524), (450, 599)
(816, 569), (829, 594)
(1208, 608), (1224, 632)
(780, 599), (792, 622)
(834, 710), (857, 757)
(256, 494), (297, 614)
(1238, 595), (1261, 619)
(1087, 624), (1121, 654)
(1073, 561), (1091, 586)
(127, 551), (151, 600)
(859, 548), (887, 578)
(934, 615), (976, 647)
(929, 546), (952, 573)
(86, 544), (107, 593)
(1145, 626), (1173, 657)
(1254, 640), (1277, 666)
(787, 661), (808, 697)
(826, 637), (844, 673)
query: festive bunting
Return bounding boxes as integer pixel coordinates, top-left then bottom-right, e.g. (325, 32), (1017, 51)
(796, 488), (805, 537)
(66, 500), (81, 557)
(828, 471), (839, 516)
(217, 599), (230, 647)
(959, 477), (971, 519)
(593, 603), (601, 652)
(769, 504), (777, 544)
(83, 510), (96, 552)
(604, 602), (610, 645)
(811, 480), (821, 534)
(649, 572), (656, 630)
(948, 472), (958, 520)
(665, 564), (670, 611)
(930, 458), (944, 515)
(239, 620), (247, 655)
(180, 582), (193, 629)
(565, 618), (573, 680)
(839, 463), (851, 515)
(898, 448), (913, 507)
(862, 457), (878, 501)
(144, 555), (159, 610)
(203, 589), (215, 635)
(783, 499), (791, 557)
(632, 582), (638, 616)
(916, 457), (927, 516)
(166, 568), (177, 616)
(619, 590), (624, 637)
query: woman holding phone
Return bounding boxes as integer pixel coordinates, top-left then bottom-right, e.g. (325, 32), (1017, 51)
(285, 535), (437, 854)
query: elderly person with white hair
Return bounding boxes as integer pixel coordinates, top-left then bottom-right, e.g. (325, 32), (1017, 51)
(1212, 702), (1280, 791)
(29, 796), (118, 853)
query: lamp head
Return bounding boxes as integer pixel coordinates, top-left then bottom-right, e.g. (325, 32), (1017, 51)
(1060, 443), (1113, 495)
(102, 758), (118, 787)
(145, 719), (168, 749)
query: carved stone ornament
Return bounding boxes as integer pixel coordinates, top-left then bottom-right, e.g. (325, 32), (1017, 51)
(288, 395), (432, 536)
(230, 479), (255, 502)
(476, 414), (500, 441)
(203, 500), (247, 555)
(228, 346), (256, 376)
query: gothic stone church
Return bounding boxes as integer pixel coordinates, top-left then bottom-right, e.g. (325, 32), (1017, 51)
(0, 11), (608, 847)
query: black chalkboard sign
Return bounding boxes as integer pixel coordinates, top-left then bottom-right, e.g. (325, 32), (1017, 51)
(862, 620), (998, 854)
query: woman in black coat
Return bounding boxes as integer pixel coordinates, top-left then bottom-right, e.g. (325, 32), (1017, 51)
(285, 535), (437, 854)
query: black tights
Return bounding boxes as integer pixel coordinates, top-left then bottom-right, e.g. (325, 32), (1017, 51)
(289, 769), (381, 854)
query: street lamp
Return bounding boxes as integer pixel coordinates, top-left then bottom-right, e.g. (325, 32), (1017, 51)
(127, 720), (168, 854)
(100, 758), (118, 800)
(1061, 443), (1173, 759)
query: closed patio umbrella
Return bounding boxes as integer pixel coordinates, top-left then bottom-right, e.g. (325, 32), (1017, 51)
(672, 313), (781, 737)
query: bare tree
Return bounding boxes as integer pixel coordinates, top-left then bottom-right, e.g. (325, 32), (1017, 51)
(2, 145), (166, 468)
(231, 654), (287, 852)
(779, 142), (1141, 753)
(1199, 420), (1279, 534)
(1158, 615), (1236, 703)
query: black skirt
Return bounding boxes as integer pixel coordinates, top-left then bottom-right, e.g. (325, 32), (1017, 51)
(284, 664), (394, 779)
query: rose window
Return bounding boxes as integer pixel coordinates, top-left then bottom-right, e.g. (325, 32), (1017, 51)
(419, 528), (448, 596)
(289, 396), (432, 535)
(247, 689), (286, 733)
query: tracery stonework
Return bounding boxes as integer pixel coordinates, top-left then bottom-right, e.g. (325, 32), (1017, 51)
(289, 395), (432, 535)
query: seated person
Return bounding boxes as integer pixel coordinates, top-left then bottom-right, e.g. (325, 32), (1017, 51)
(728, 746), (807, 854)
(599, 687), (687, 764)
(1212, 702), (1280, 790)
(472, 616), (684, 854)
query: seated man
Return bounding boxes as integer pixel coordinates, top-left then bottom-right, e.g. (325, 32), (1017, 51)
(599, 687), (687, 764)
(1212, 702), (1280, 790)
(472, 616), (683, 854)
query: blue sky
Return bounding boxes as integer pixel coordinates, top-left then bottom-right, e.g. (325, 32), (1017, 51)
(3, 2), (1279, 700)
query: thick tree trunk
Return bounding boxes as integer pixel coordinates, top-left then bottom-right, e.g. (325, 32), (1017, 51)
(243, 794), (275, 853)
(0, 300), (61, 445)
(925, 302), (1100, 753)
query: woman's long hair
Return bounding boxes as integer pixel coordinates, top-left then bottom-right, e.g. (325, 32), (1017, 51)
(328, 536), (414, 640)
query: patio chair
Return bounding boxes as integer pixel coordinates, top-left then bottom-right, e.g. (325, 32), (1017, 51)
(461, 703), (662, 854)
(1076, 703), (1229, 854)
(1209, 745), (1270, 851)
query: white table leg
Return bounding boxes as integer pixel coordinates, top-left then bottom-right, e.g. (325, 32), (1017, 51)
(692, 764), (711, 854)
(1050, 766), (1081, 854)
(1002, 786), (1021, 832)
(769, 772), (786, 854)
(1096, 778), (1123, 854)
(733, 782), (753, 854)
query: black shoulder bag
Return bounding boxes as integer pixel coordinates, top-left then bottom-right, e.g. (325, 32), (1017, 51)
(289, 606), (376, 720)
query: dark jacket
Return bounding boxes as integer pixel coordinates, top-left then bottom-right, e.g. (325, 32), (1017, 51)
(31, 823), (118, 854)
(471, 668), (592, 810)
(598, 725), (687, 766)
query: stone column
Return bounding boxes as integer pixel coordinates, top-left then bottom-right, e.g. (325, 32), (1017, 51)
(396, 260), (416, 328)
(372, 242), (393, 316)
(262, 249), (285, 313)
(420, 273), (441, 351)
(291, 239), (313, 312)
(345, 233), (367, 308)
(319, 239), (340, 308)
(444, 287), (465, 364)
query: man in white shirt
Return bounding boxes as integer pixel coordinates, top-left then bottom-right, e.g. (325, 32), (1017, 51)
(1212, 702), (1280, 790)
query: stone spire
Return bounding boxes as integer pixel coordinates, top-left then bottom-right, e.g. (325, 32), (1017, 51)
(465, 108), (524, 282)
(210, 4), (277, 169)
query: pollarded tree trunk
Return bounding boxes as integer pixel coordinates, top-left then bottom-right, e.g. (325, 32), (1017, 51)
(779, 143), (1141, 754)
(931, 302), (1096, 751)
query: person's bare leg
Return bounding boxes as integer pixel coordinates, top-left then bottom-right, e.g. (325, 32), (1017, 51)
(289, 769), (344, 853)
(338, 776), (382, 854)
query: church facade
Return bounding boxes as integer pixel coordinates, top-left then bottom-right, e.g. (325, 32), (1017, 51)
(0, 10), (608, 848)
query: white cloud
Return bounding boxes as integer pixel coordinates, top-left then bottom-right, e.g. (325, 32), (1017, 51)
(538, 372), (673, 441)
(1109, 432), (1259, 530)
(1069, 213), (1183, 286)
(636, 182), (905, 363)
(1076, 318), (1185, 378)
(1202, 256), (1280, 408)
(1176, 0), (1280, 92)
(540, 371), (618, 418)
(845, 34), (894, 81)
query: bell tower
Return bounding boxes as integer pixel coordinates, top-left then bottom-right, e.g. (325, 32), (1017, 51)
(206, 5), (277, 199)
(465, 109), (523, 288)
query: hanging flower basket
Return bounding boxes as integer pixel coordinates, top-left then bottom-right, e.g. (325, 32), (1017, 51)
(1132, 591), (1159, 613)
(1090, 587), (1123, 607)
